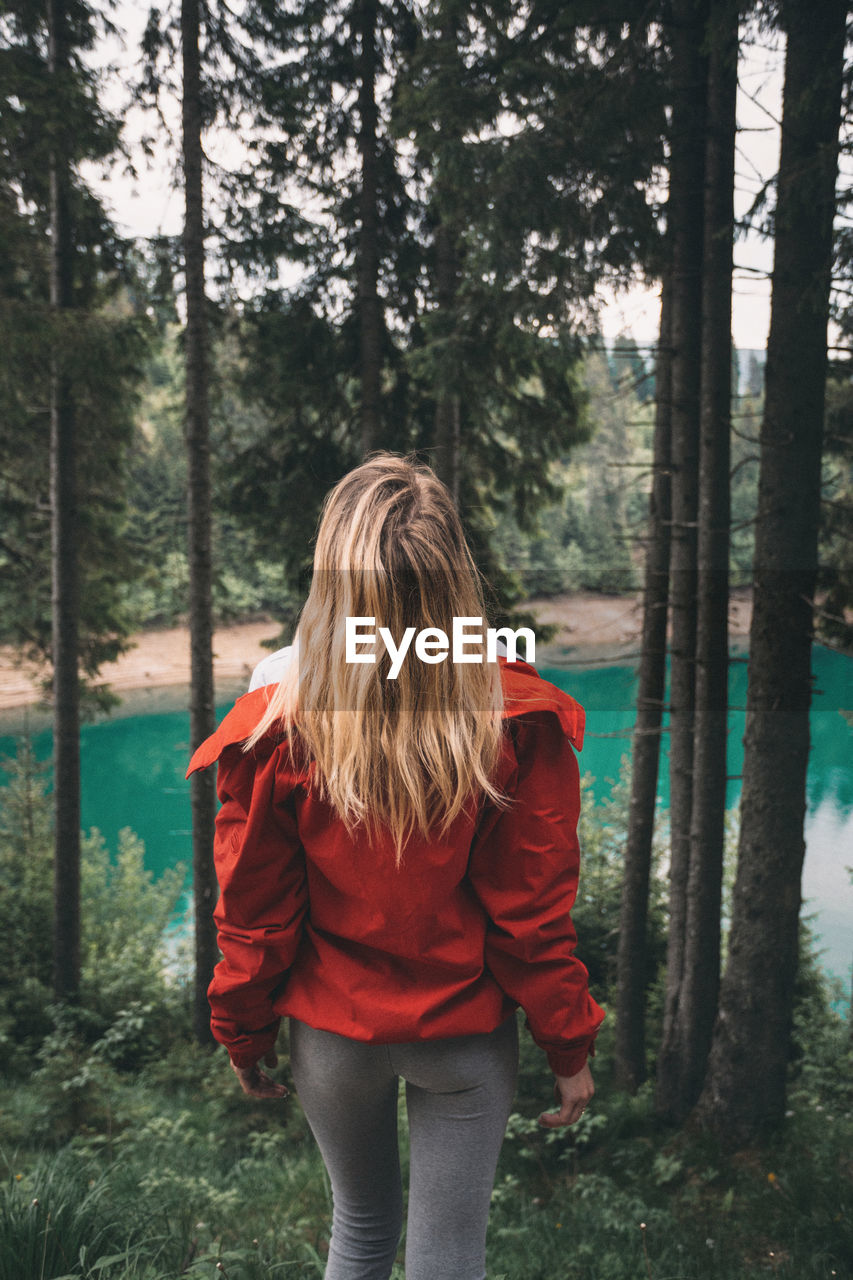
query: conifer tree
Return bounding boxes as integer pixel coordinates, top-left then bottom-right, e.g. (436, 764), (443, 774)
(673, 0), (738, 1119)
(218, 0), (667, 606)
(48, 0), (81, 1001)
(696, 0), (847, 1146)
(654, 0), (710, 1120)
(0, 0), (149, 1002)
(181, 0), (218, 1045)
(616, 268), (672, 1091)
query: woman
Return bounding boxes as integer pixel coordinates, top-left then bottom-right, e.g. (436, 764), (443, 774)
(187, 452), (605, 1280)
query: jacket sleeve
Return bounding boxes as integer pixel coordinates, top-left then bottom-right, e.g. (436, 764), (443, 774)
(207, 740), (309, 1068)
(467, 711), (605, 1077)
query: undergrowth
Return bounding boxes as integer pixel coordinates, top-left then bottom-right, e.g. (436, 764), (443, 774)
(0, 1005), (850, 1280)
(0, 740), (850, 1278)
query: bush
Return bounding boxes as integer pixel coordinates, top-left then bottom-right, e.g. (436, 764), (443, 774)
(0, 742), (54, 1073)
(0, 739), (190, 1080)
(574, 760), (669, 1000)
(80, 825), (188, 1044)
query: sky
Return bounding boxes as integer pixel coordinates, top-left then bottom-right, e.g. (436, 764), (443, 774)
(596, 30), (784, 351)
(89, 12), (786, 353)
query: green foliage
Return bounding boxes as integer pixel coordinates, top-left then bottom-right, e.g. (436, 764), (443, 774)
(488, 349), (653, 598)
(5, 990), (848, 1280)
(120, 321), (309, 630)
(146, 0), (668, 629)
(120, 323), (188, 630)
(572, 759), (668, 998)
(0, 297), (153, 692)
(0, 1148), (155, 1280)
(495, 910), (853, 1278)
(0, 0), (155, 688)
(730, 390), (761, 587)
(818, 370), (853, 649)
(609, 334), (655, 404)
(0, 740), (190, 1083)
(729, 352), (850, 634)
(79, 826), (187, 1039)
(0, 1048), (338, 1277)
(0, 742), (54, 1071)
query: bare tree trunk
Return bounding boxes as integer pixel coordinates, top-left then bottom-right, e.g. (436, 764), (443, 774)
(48, 0), (80, 1004)
(655, 0), (709, 1120)
(615, 269), (673, 1093)
(694, 0), (846, 1147)
(428, 9), (462, 507)
(670, 0), (738, 1120)
(182, 0), (217, 1047)
(356, 0), (382, 456)
(433, 218), (460, 505)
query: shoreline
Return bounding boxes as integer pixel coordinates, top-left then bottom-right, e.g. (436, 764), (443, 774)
(0, 589), (757, 730)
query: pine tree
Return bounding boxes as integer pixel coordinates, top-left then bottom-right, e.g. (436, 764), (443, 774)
(610, 335), (653, 404)
(181, 0), (218, 1046)
(216, 0), (667, 611)
(673, 0), (738, 1118)
(355, 0), (383, 454)
(616, 269), (672, 1091)
(0, 0), (149, 1002)
(695, 0), (847, 1146)
(48, 0), (81, 1001)
(655, 0), (710, 1120)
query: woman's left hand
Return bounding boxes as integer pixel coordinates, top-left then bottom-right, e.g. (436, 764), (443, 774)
(538, 1062), (594, 1128)
(230, 1050), (289, 1099)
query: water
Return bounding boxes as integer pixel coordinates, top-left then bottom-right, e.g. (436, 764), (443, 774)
(564, 647), (853, 990)
(1, 646), (850, 986)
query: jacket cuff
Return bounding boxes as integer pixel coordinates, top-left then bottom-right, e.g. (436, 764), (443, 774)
(214, 1018), (281, 1069)
(543, 1036), (597, 1078)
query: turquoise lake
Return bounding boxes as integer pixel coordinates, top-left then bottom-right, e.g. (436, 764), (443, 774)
(1, 646), (851, 986)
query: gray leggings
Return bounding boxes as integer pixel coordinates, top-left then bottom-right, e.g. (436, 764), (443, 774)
(288, 1014), (519, 1280)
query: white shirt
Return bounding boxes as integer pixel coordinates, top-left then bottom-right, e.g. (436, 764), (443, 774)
(249, 645), (295, 691)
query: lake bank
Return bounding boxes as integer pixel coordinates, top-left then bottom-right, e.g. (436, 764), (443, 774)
(0, 588), (756, 728)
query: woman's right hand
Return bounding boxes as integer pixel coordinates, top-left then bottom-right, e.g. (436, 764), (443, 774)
(538, 1062), (594, 1128)
(230, 1050), (289, 1100)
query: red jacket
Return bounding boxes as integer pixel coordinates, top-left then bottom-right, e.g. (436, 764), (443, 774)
(186, 656), (606, 1076)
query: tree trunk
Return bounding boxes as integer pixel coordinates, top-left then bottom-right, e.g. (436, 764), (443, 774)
(694, 0), (846, 1147)
(669, 0), (738, 1120)
(356, 0), (382, 456)
(433, 218), (461, 505)
(48, 0), (80, 1004)
(655, 0), (709, 1120)
(615, 268), (673, 1093)
(182, 0), (218, 1047)
(428, 10), (462, 507)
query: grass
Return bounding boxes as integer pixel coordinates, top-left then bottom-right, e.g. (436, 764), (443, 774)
(0, 1013), (850, 1280)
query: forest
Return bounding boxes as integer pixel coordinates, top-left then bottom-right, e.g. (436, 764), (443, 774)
(0, 0), (852, 1277)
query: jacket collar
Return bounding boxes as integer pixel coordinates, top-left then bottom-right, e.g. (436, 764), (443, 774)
(186, 655), (584, 777)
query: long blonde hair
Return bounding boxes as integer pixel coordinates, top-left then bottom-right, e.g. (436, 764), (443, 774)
(244, 451), (511, 865)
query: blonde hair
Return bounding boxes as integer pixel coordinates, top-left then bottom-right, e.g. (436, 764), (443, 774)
(245, 451), (511, 866)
